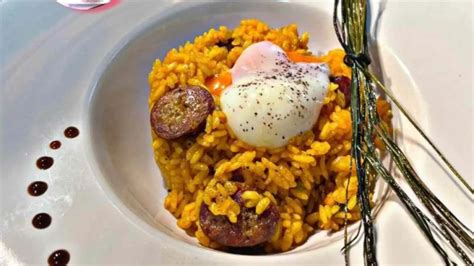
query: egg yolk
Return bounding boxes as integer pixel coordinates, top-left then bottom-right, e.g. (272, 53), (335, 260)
(205, 72), (232, 96)
(205, 51), (321, 97)
(287, 51), (324, 63)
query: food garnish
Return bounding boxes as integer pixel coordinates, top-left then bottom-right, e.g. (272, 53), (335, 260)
(333, 1), (472, 264)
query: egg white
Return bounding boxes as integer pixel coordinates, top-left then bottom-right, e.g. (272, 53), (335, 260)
(221, 41), (329, 148)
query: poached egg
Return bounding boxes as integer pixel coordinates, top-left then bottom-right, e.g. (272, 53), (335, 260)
(220, 41), (330, 148)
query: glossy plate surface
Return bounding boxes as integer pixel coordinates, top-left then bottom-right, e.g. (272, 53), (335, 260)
(1, 1), (472, 265)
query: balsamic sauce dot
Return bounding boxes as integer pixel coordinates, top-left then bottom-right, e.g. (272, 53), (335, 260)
(32, 213), (51, 229)
(49, 140), (61, 150)
(28, 181), (48, 196)
(48, 249), (70, 266)
(64, 127), (79, 138)
(36, 156), (54, 170)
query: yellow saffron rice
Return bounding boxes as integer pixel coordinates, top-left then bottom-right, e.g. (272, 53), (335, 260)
(148, 19), (391, 253)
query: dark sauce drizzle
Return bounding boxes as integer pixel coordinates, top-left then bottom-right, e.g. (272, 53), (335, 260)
(49, 140), (62, 150)
(30, 126), (79, 263)
(28, 181), (48, 196)
(48, 249), (70, 266)
(64, 127), (79, 138)
(32, 213), (51, 229)
(36, 156), (54, 170)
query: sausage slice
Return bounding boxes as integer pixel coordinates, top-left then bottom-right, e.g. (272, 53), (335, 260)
(199, 186), (280, 247)
(150, 86), (214, 139)
(331, 76), (351, 107)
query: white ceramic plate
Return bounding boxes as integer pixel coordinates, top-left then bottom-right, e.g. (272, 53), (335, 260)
(1, 1), (472, 265)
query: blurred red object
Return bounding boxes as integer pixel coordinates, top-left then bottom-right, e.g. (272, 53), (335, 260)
(57, 0), (119, 12)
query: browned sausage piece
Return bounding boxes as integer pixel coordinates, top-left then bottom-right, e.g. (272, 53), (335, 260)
(199, 186), (280, 247)
(150, 86), (215, 139)
(330, 76), (351, 107)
